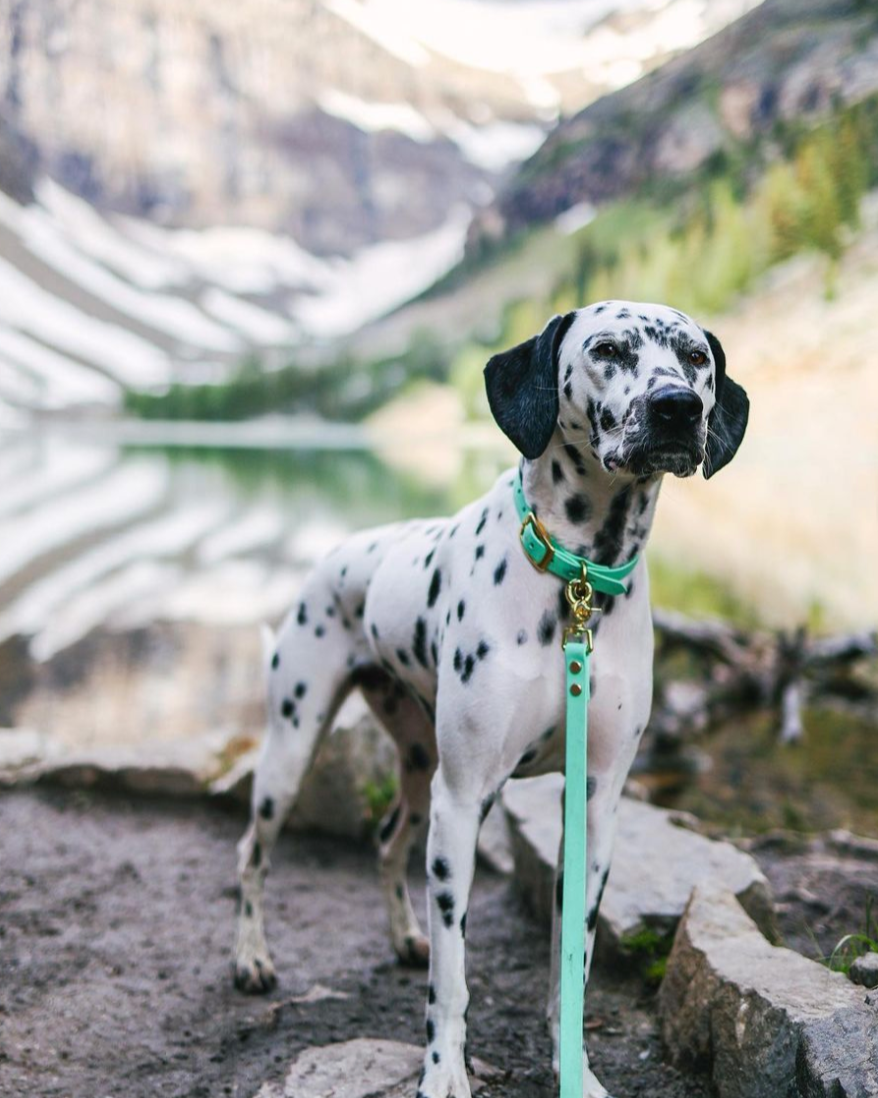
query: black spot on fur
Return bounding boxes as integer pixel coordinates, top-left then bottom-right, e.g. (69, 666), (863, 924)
(474, 544), (485, 562)
(297, 602), (307, 626)
(493, 558), (507, 586)
(517, 629), (528, 645)
(424, 548), (435, 570)
(461, 654), (475, 683)
(294, 682), (306, 699)
(314, 625), (325, 638)
(475, 508), (489, 535)
(460, 911), (467, 937)
(436, 891), (455, 927)
(427, 569), (442, 608)
(586, 776), (597, 800)
(518, 749), (537, 767)
(253, 841), (262, 869)
(245, 900), (253, 917)
(563, 443), (586, 475)
(538, 611), (556, 646)
(432, 857), (450, 881)
(379, 804), (400, 845)
(593, 486), (633, 565)
(281, 699), (294, 719)
(551, 460), (564, 484)
(479, 794), (495, 824)
(476, 640), (489, 660)
(396, 648), (411, 666)
(259, 797), (274, 820)
(453, 648), (463, 672)
(565, 493), (591, 524)
(408, 743), (431, 772)
(457, 600), (465, 621)
(271, 653), (279, 670)
(426, 1018), (435, 1043)
(428, 984), (436, 1005)
(432, 1051), (440, 1065)
(413, 617), (429, 668)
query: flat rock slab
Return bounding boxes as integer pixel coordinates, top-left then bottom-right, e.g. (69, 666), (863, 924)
(660, 886), (878, 1098)
(254, 1038), (498, 1098)
(502, 775), (774, 950)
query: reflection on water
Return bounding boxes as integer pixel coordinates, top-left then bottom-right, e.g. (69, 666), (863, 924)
(0, 432), (507, 659)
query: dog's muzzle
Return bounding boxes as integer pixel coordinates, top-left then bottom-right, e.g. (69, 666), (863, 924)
(624, 386), (705, 477)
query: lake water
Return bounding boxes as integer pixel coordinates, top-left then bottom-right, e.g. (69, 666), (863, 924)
(0, 428), (511, 660)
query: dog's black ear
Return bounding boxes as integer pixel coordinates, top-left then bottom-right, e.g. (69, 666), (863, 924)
(703, 330), (749, 479)
(484, 313), (575, 459)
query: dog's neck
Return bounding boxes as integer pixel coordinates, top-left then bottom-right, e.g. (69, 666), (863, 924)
(521, 432), (662, 567)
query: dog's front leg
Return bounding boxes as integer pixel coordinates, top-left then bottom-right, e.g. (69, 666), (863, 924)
(548, 776), (623, 1098)
(418, 767), (482, 1098)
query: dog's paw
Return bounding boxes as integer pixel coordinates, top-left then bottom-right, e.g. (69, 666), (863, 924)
(233, 954), (277, 994)
(582, 1065), (611, 1098)
(415, 1055), (471, 1098)
(551, 1061), (612, 1098)
(397, 933), (430, 968)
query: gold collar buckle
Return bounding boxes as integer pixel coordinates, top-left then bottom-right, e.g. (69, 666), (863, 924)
(519, 511), (555, 573)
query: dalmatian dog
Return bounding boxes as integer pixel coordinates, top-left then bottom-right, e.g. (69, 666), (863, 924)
(233, 301), (749, 1098)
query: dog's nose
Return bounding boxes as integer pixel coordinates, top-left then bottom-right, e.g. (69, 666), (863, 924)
(648, 386), (703, 428)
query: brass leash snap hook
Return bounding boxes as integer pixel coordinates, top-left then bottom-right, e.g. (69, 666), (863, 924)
(562, 562), (600, 652)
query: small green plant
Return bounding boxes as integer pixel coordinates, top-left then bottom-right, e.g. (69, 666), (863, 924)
(362, 772), (399, 834)
(826, 895), (878, 975)
(618, 925), (676, 987)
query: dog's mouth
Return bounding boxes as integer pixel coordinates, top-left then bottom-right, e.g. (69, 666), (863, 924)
(609, 436), (704, 479)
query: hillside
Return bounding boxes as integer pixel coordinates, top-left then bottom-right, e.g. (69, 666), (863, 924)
(468, 0), (878, 251)
(0, 0), (757, 257)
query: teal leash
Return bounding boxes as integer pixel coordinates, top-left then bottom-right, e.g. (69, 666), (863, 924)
(512, 470), (638, 1098)
(560, 634), (589, 1097)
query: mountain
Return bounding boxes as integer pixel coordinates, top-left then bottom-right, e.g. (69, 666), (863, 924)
(468, 0), (878, 250)
(0, 0), (763, 417)
(0, 0), (759, 258)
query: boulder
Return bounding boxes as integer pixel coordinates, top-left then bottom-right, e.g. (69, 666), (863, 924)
(212, 694), (399, 840)
(850, 952), (878, 989)
(253, 1038), (498, 1098)
(502, 774), (775, 951)
(661, 886), (878, 1098)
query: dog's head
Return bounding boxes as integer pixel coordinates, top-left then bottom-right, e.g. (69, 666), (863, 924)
(484, 301), (749, 479)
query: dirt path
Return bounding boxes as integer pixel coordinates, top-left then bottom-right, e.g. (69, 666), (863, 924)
(0, 789), (708, 1098)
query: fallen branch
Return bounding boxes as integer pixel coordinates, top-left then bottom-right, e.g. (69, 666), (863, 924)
(650, 614), (877, 744)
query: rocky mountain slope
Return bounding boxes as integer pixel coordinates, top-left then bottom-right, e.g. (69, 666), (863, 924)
(0, 0), (758, 257)
(469, 0), (878, 249)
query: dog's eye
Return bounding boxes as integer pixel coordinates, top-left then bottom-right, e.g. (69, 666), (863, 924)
(594, 342), (618, 359)
(688, 350), (707, 366)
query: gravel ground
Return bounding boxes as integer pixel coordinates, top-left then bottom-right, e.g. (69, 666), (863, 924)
(1, 789), (873, 1098)
(0, 788), (712, 1098)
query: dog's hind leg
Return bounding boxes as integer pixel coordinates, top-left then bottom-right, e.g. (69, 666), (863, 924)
(234, 584), (363, 994)
(357, 668), (435, 966)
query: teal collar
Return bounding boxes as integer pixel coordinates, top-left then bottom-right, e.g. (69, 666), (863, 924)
(513, 470), (639, 596)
